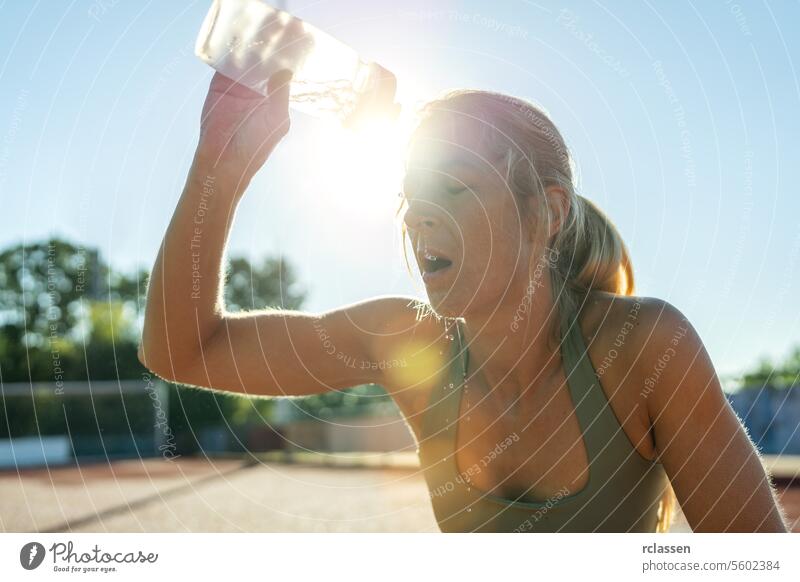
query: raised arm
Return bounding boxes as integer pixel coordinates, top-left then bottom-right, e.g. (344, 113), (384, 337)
(138, 70), (423, 397)
(138, 70), (292, 384)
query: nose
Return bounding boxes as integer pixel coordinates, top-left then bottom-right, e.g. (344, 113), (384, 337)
(403, 198), (442, 233)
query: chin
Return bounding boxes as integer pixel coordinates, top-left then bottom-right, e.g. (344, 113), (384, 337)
(428, 286), (490, 321)
(423, 292), (462, 320)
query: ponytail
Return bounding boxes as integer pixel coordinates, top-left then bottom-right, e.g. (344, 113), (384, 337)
(550, 193), (635, 326)
(550, 194), (634, 302)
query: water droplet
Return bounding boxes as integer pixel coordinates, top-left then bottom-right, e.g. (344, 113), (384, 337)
(466, 507), (472, 512)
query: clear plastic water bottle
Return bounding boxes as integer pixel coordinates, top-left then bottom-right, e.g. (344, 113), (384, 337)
(194, 0), (400, 128)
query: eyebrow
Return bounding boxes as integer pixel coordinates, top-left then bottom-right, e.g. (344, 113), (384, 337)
(402, 152), (486, 195)
(439, 157), (481, 171)
(404, 157), (479, 181)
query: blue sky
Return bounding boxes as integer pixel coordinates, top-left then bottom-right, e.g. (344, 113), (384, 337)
(0, 0), (798, 381)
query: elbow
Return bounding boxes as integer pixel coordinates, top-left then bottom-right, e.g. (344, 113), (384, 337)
(138, 317), (223, 384)
(137, 340), (158, 371)
(137, 340), (180, 383)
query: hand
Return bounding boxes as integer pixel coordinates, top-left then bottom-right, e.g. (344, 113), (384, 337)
(196, 69), (293, 180)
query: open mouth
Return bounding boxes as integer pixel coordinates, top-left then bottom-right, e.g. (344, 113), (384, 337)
(422, 253), (453, 274)
(419, 248), (454, 283)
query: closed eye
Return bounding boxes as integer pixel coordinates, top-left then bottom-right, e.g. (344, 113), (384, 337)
(446, 184), (468, 195)
(441, 172), (472, 196)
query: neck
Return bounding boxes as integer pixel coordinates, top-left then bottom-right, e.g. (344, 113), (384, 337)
(460, 279), (567, 396)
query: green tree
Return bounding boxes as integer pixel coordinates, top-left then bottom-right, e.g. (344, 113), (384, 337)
(224, 255), (306, 312)
(0, 238), (312, 451)
(0, 238), (145, 344)
(289, 383), (395, 421)
(741, 346), (800, 388)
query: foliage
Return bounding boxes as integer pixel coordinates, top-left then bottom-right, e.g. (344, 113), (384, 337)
(0, 238), (146, 343)
(289, 383), (395, 421)
(224, 255), (306, 312)
(741, 346), (800, 389)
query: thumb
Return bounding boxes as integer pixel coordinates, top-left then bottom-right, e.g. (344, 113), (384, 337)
(267, 69), (293, 105)
(262, 69), (293, 138)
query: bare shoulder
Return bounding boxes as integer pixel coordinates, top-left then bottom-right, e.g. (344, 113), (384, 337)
(576, 292), (703, 459)
(580, 291), (710, 401)
(358, 296), (452, 443)
(589, 293), (699, 374)
(580, 296), (786, 531)
(579, 292), (694, 359)
(356, 295), (452, 390)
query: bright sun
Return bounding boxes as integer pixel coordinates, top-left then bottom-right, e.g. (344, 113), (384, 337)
(310, 108), (417, 220)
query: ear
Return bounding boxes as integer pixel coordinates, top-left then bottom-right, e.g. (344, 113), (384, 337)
(544, 185), (570, 240)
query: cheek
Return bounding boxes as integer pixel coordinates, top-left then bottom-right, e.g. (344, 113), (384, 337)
(498, 191), (531, 240)
(460, 207), (526, 286)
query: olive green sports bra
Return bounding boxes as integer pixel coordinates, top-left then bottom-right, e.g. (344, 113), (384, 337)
(418, 299), (669, 532)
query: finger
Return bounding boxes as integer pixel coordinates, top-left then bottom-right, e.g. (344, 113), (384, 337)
(267, 69), (293, 103)
(211, 71), (265, 99)
(262, 69), (293, 136)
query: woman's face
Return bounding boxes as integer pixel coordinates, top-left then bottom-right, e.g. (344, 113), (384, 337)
(402, 113), (543, 319)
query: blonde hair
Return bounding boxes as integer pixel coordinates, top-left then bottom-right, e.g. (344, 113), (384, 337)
(399, 88), (676, 533)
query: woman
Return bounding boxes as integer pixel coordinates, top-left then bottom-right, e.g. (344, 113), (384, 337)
(139, 70), (789, 533)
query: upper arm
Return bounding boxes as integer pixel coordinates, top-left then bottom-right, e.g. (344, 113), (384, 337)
(144, 295), (425, 397)
(633, 298), (788, 532)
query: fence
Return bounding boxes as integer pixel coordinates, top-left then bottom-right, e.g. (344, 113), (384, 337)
(727, 385), (800, 455)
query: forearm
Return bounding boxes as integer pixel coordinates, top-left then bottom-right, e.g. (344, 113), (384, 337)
(139, 151), (250, 374)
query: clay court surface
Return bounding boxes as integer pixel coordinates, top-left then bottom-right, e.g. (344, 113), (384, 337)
(1, 456), (797, 533)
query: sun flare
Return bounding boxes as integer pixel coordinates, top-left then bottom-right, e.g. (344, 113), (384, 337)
(310, 108), (418, 219)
